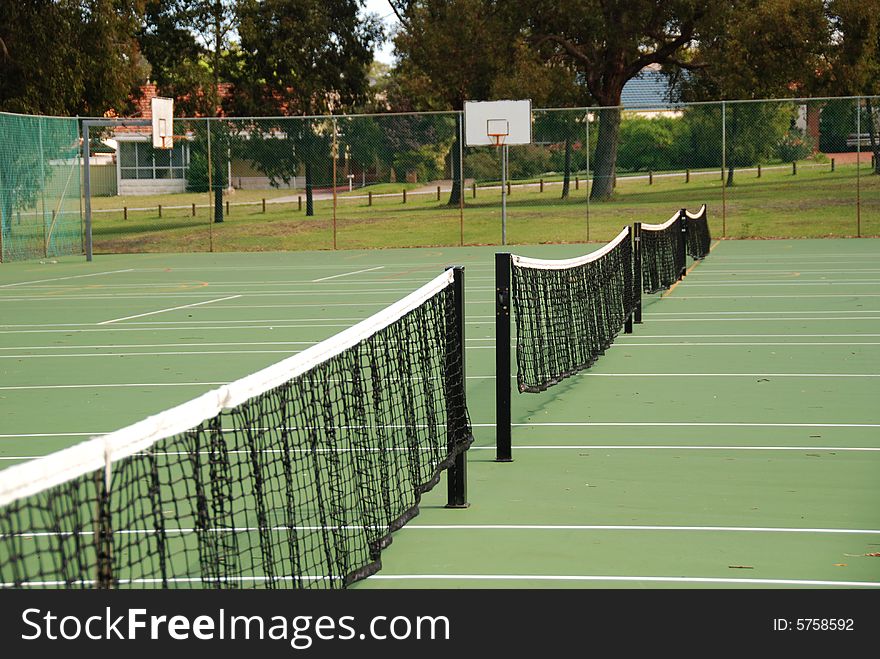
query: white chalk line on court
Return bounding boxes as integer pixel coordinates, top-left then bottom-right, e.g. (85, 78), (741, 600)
(366, 575), (880, 587)
(467, 445), (880, 452)
(403, 524), (880, 534)
(0, 269), (135, 288)
(96, 295), (242, 325)
(472, 422), (880, 428)
(311, 266), (385, 282)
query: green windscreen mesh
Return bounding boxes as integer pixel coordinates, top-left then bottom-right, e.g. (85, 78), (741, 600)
(0, 112), (83, 262)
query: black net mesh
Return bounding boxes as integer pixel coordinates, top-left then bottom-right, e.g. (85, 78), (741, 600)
(686, 205), (712, 260)
(510, 228), (636, 393)
(640, 215), (686, 294)
(0, 275), (471, 589)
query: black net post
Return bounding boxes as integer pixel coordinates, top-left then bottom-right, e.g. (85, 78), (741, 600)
(633, 223), (643, 323)
(95, 468), (113, 588)
(495, 253), (512, 462)
(445, 266), (469, 508)
(678, 209), (688, 279)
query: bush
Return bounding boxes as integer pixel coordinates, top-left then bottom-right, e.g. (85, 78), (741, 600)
(775, 129), (813, 162)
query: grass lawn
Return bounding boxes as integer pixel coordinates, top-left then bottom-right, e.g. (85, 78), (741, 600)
(89, 161), (880, 253)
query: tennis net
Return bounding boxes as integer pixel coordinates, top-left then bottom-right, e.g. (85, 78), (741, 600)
(0, 268), (472, 589)
(638, 211), (687, 294)
(507, 227), (637, 394)
(685, 204), (711, 260)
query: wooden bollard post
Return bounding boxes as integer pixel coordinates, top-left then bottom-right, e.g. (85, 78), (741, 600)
(402, 189), (407, 203)
(437, 185), (441, 201)
(262, 198), (266, 213)
(298, 196), (302, 211)
(831, 158), (835, 172)
(757, 164), (762, 178)
(368, 191), (372, 206)
(124, 207), (128, 221)
(649, 171), (653, 185)
(540, 178), (544, 193)
(575, 176), (579, 190)
(507, 181), (511, 195)
(792, 161), (797, 175)
(192, 203), (196, 217)
(472, 182), (477, 198)
(686, 169), (690, 183)
(225, 200), (230, 215)
(158, 204), (162, 218)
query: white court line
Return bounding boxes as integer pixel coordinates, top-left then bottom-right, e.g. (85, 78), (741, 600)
(366, 575), (880, 587)
(471, 422), (880, 428)
(675, 281), (880, 287)
(0, 383), (226, 391)
(0, 269), (134, 288)
(5, 446), (879, 460)
(647, 310), (880, 315)
(97, 295), (242, 325)
(0, 349), (301, 359)
(311, 266), (385, 282)
(0, 288), (496, 301)
(666, 294), (880, 299)
(467, 445), (880, 452)
(0, 341), (314, 351)
(403, 524), (880, 534)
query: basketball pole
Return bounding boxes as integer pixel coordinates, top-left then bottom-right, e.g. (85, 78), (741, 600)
(501, 143), (508, 245)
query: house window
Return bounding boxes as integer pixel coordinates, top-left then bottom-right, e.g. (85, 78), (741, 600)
(119, 140), (189, 180)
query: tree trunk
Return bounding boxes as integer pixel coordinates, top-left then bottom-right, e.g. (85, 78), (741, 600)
(305, 161), (314, 216)
(866, 99), (880, 175)
(561, 136), (572, 199)
(447, 117), (462, 206)
(590, 107), (621, 201)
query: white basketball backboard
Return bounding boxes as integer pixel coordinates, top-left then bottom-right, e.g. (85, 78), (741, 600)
(464, 100), (532, 147)
(151, 97), (174, 149)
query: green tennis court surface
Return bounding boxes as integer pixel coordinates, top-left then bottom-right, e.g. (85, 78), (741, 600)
(1, 238), (878, 588)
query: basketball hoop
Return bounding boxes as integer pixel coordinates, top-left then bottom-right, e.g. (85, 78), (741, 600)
(488, 133), (507, 148)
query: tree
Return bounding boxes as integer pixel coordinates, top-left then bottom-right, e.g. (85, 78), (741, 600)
(0, 1), (145, 115)
(390, 1), (518, 205)
(233, 0), (382, 215)
(511, 1), (712, 200)
(674, 0), (830, 185)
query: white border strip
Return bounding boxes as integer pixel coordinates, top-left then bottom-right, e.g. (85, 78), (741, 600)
(641, 210), (680, 231)
(684, 204), (707, 220)
(0, 270), (455, 507)
(511, 227), (630, 270)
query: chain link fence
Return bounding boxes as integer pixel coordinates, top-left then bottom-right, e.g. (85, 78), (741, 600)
(1, 96), (878, 260)
(0, 113), (83, 262)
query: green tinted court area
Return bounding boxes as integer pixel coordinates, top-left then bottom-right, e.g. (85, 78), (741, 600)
(1, 238), (878, 588)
